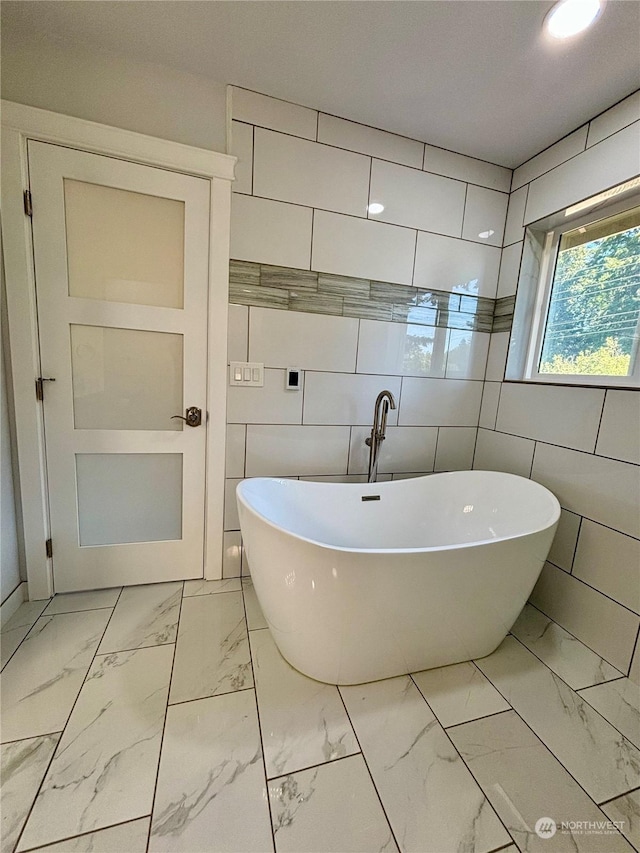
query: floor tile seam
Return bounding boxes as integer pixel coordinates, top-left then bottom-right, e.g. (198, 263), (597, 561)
(598, 784), (640, 808)
(98, 583), (184, 657)
(1, 633), (34, 674)
(335, 684), (401, 853)
(0, 730), (63, 748)
(509, 622), (624, 689)
(411, 664), (515, 730)
(1, 604), (55, 672)
(40, 605), (117, 617)
(265, 745), (363, 782)
(167, 684), (255, 708)
(406, 671), (517, 849)
(93, 640), (176, 657)
(16, 815), (152, 853)
(506, 633), (640, 749)
(442, 707), (514, 732)
(0, 602), (49, 637)
(265, 750), (366, 783)
(182, 589), (242, 599)
(145, 585), (184, 853)
(243, 582), (277, 853)
(526, 600), (633, 672)
(573, 684), (640, 750)
(12, 586), (125, 853)
(471, 650), (638, 815)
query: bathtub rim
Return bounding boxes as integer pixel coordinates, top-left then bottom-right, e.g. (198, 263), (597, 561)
(236, 470), (561, 556)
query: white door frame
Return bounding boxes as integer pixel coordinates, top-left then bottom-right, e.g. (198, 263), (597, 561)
(1, 100), (236, 599)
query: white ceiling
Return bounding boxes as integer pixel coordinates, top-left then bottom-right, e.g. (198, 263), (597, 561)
(2, 1), (639, 167)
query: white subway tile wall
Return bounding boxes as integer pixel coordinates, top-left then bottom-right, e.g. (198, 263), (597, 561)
(525, 120), (640, 225)
(232, 87), (317, 139)
(229, 121), (253, 195)
(496, 241), (522, 298)
(228, 88), (640, 692)
(317, 113), (424, 169)
(249, 307), (358, 372)
(253, 127), (371, 216)
(413, 231), (501, 298)
(511, 125), (588, 191)
(423, 144), (511, 192)
(586, 91), (640, 148)
(311, 210), (416, 285)
(503, 184), (528, 247)
(226, 94), (503, 571)
(434, 427), (477, 472)
(230, 194), (312, 269)
(475, 90), (640, 683)
(460, 185), (508, 248)
(368, 159), (466, 236)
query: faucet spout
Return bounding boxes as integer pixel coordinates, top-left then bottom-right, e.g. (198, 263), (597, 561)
(366, 390), (396, 483)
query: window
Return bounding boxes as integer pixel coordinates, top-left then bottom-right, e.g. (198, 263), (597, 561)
(511, 181), (640, 388)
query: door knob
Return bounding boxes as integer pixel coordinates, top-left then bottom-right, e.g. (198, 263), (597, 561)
(171, 406), (202, 427)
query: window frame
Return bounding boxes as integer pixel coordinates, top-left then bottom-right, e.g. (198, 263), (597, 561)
(516, 190), (640, 390)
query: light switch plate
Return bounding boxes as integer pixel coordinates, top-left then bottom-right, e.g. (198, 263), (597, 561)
(229, 362), (264, 387)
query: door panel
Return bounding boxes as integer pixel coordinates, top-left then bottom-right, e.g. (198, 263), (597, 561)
(28, 140), (210, 591)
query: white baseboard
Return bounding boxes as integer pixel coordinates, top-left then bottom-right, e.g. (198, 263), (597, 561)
(0, 581), (27, 627)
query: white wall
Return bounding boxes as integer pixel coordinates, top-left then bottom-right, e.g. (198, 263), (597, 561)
(222, 87), (512, 576)
(1, 36), (227, 153)
(474, 91), (640, 682)
(1, 244), (22, 604)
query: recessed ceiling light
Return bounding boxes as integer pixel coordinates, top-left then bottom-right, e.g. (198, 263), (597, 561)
(478, 229), (495, 239)
(545, 0), (604, 39)
(368, 202), (385, 215)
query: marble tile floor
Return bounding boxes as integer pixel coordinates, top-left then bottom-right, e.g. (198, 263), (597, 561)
(1, 586), (639, 853)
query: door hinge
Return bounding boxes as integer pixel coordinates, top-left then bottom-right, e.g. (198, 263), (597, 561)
(45, 538), (53, 559)
(24, 190), (33, 217)
(35, 376), (56, 401)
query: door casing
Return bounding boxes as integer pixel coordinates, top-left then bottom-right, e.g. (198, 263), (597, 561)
(1, 100), (236, 600)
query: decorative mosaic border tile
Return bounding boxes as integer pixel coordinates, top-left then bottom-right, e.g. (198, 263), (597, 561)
(229, 260), (514, 333)
(492, 296), (516, 333)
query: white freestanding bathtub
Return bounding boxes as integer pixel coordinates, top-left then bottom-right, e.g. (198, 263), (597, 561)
(236, 471), (560, 685)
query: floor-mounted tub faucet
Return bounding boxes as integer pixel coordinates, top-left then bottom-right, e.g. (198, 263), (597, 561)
(365, 390), (396, 483)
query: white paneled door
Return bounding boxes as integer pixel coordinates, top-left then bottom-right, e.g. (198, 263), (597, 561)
(28, 141), (210, 591)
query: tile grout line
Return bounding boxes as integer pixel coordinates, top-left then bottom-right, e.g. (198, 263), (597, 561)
(533, 566), (640, 621)
(598, 784), (640, 807)
(593, 388), (607, 452)
(250, 123), (255, 195)
(167, 683), (254, 709)
(40, 603), (119, 617)
(12, 587), (125, 853)
(145, 583), (184, 853)
(508, 630), (633, 725)
(233, 188), (507, 247)
(526, 600), (631, 671)
(241, 582), (277, 852)
(407, 672), (517, 849)
(17, 816), (152, 853)
(626, 624), (640, 680)
(0, 613), (49, 675)
(569, 514), (583, 574)
(335, 685), (402, 853)
(472, 648), (640, 816)
(509, 622), (624, 689)
(442, 707), (513, 732)
(237, 99), (513, 171)
(265, 750), (366, 784)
